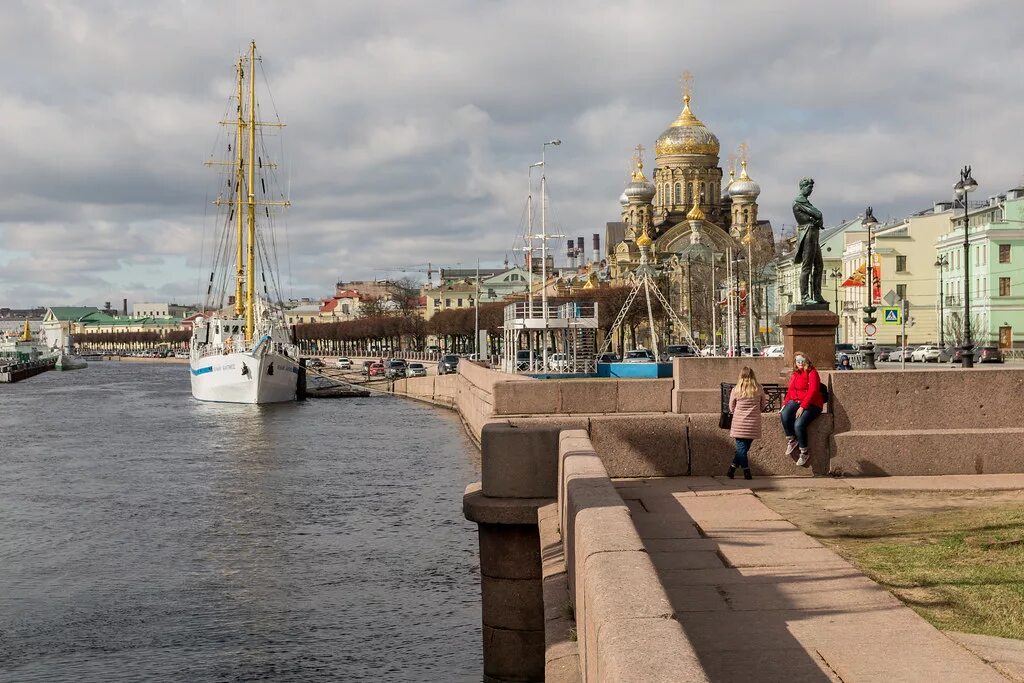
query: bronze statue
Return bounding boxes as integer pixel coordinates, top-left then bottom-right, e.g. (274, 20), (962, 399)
(792, 177), (826, 305)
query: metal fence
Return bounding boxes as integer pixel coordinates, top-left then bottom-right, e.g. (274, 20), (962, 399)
(720, 382), (787, 415)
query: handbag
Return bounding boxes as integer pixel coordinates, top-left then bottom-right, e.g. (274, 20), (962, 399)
(718, 411), (732, 429)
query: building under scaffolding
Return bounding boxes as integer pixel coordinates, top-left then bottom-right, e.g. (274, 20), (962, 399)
(501, 301), (598, 374)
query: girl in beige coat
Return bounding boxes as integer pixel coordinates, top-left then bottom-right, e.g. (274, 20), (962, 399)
(728, 367), (769, 480)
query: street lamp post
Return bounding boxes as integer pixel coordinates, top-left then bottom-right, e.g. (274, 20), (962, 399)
(862, 207), (879, 370)
(955, 165), (978, 368)
(934, 255), (949, 347)
(829, 267), (842, 343)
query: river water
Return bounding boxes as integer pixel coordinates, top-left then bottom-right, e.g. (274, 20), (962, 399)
(0, 361), (482, 682)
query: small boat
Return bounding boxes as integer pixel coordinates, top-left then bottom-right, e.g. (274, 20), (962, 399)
(55, 352), (88, 371)
(189, 42), (298, 404)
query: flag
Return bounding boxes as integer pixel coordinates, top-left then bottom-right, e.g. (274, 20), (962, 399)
(842, 265), (866, 287)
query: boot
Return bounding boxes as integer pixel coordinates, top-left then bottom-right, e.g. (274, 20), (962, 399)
(727, 465), (736, 479)
(743, 468), (753, 480)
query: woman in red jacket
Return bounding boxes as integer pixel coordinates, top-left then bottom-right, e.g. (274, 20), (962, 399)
(781, 351), (824, 467)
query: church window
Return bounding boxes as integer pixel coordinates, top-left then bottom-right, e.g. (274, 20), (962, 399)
(674, 182), (681, 204)
(657, 185), (662, 205)
(743, 209), (750, 224)
(700, 182), (706, 202)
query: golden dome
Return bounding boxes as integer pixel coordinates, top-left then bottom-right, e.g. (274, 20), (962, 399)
(655, 95), (720, 157)
(686, 195), (705, 221)
(635, 227), (653, 247)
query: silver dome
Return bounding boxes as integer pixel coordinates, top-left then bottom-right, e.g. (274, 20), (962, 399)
(623, 179), (655, 203)
(728, 177), (760, 199)
(619, 191), (629, 206)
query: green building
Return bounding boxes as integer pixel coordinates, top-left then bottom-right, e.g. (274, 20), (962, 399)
(936, 187), (1024, 349)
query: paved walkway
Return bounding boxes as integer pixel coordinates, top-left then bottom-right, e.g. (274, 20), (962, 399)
(612, 475), (1022, 682)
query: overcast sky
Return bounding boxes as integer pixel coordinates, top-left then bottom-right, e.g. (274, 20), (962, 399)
(1, 0), (1021, 308)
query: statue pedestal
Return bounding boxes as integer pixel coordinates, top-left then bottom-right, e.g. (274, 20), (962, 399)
(780, 307), (840, 369)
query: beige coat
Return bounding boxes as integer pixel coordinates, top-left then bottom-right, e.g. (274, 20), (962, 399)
(729, 387), (768, 440)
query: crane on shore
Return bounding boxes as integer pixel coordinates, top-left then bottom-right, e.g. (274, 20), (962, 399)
(371, 263), (436, 287)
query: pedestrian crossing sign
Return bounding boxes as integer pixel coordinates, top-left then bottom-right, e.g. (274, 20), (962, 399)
(882, 307), (901, 324)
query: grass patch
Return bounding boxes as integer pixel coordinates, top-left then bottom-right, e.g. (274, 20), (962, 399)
(823, 505), (1024, 639)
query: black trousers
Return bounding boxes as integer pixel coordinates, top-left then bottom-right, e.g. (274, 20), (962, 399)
(798, 228), (823, 301)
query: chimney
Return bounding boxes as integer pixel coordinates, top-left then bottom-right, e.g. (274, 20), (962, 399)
(577, 237), (585, 266)
(228, 295), (236, 306)
(592, 234), (600, 263)
(123, 298), (128, 316)
(567, 239), (575, 268)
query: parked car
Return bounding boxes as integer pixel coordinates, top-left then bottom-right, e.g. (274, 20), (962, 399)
(362, 360), (375, 376)
(661, 344), (696, 361)
(368, 362), (386, 377)
(438, 354), (460, 375)
(700, 345), (722, 357)
(889, 346), (912, 362)
(385, 359), (408, 378)
(406, 362), (428, 377)
(911, 345), (950, 363)
(875, 346), (896, 361)
(597, 352), (620, 363)
(979, 346), (1005, 363)
(622, 349), (656, 363)
(950, 346), (975, 363)
(307, 358), (324, 368)
(335, 357), (352, 370)
(834, 343), (858, 363)
(546, 353), (569, 372)
(514, 349), (532, 371)
(761, 345), (784, 357)
(174, 351), (189, 359)
(426, 345), (441, 354)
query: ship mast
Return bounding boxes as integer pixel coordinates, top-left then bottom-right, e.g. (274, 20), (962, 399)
(234, 56), (245, 317)
(245, 40), (257, 344)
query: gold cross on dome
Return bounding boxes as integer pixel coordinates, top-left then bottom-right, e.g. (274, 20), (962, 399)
(680, 70), (694, 103)
(738, 142), (750, 164)
(633, 144), (645, 171)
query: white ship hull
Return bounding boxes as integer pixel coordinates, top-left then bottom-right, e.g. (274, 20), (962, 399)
(55, 353), (88, 370)
(190, 350), (297, 404)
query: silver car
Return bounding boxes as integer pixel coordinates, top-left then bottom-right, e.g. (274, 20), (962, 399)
(405, 362), (427, 378)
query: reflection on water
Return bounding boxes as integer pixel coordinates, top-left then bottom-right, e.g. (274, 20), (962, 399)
(0, 362), (481, 682)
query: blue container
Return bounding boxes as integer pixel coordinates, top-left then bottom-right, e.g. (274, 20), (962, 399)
(596, 362), (673, 378)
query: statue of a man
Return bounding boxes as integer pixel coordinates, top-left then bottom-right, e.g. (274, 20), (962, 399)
(792, 177), (826, 305)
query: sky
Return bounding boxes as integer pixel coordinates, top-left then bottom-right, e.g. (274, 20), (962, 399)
(1, 0), (1021, 308)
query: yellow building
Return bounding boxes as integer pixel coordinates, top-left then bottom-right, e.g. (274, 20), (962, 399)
(840, 204), (954, 346)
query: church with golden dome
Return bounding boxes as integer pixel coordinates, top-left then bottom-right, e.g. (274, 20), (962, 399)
(606, 78), (772, 281)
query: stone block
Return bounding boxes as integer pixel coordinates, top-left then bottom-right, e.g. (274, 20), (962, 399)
(828, 429), (1024, 476)
(545, 654), (581, 683)
(558, 379), (618, 414)
(663, 584), (731, 612)
(616, 378), (673, 413)
(687, 412), (829, 477)
(478, 523), (541, 580)
(481, 422), (560, 498)
(560, 453), (605, 537)
(482, 624), (545, 681)
(493, 379), (559, 415)
(481, 574), (545, 631)
(464, 484), (552, 525)
(588, 414), (689, 477)
(595, 618), (707, 683)
(779, 308), (839, 369)
(673, 356), (788, 390)
(672, 388), (719, 414)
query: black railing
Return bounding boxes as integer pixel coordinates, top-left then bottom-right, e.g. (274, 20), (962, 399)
(720, 382), (787, 415)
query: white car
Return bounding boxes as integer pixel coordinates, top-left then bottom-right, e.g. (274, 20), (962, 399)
(335, 357), (352, 370)
(548, 353), (568, 372)
(761, 345), (784, 357)
(622, 349), (656, 363)
(405, 362), (427, 377)
(889, 347), (912, 362)
(911, 345), (949, 363)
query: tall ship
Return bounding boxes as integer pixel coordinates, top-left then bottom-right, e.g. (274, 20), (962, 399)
(190, 42), (298, 404)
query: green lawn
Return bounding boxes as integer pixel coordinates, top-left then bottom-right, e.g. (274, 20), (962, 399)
(825, 506), (1024, 639)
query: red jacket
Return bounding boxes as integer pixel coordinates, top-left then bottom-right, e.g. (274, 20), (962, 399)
(784, 367), (824, 409)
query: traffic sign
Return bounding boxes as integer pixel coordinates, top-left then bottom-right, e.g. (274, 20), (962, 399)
(882, 307), (901, 324)
(883, 290), (898, 306)
(864, 323), (877, 336)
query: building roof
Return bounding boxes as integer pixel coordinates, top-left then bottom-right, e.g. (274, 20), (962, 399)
(46, 306), (101, 321)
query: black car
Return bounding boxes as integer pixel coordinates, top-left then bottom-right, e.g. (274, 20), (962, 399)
(979, 346), (1005, 363)
(597, 352), (620, 364)
(515, 349), (532, 371)
(661, 344), (696, 361)
(385, 359), (408, 378)
(306, 358), (324, 368)
(875, 346), (895, 361)
(950, 346), (977, 363)
(438, 354), (460, 375)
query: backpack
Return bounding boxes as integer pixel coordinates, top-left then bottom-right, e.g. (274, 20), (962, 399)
(819, 381), (829, 404)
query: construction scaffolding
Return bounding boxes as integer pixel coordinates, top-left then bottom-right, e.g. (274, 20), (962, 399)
(501, 301), (598, 374)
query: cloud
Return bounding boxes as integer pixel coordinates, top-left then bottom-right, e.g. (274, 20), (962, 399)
(0, 0), (1022, 306)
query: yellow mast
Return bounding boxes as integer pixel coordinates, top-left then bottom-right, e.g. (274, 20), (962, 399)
(234, 56), (245, 317)
(245, 40), (257, 344)
(20, 319), (31, 341)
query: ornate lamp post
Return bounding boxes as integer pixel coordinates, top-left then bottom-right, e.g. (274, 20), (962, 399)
(829, 267), (843, 343)
(861, 207), (879, 369)
(934, 255), (949, 347)
(955, 165), (978, 368)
